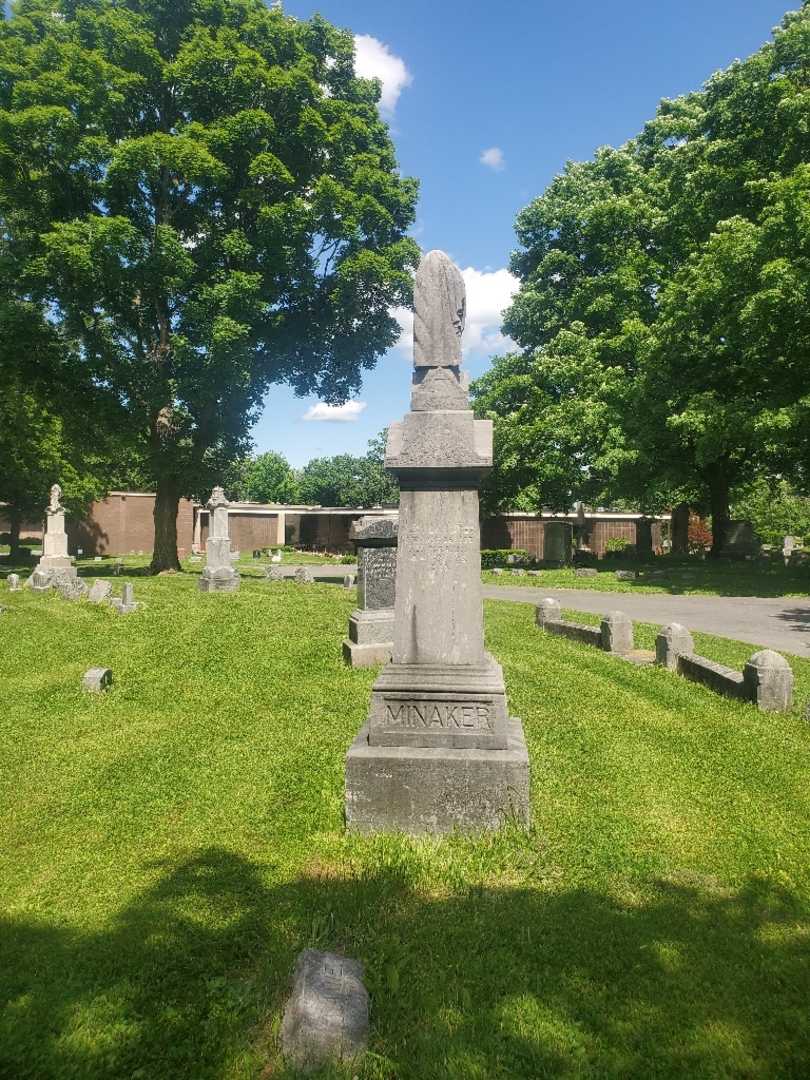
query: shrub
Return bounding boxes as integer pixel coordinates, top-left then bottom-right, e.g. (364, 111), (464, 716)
(481, 548), (530, 569)
(605, 537), (633, 555)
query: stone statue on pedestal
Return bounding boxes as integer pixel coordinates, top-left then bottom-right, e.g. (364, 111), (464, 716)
(30, 482), (77, 589)
(344, 250), (531, 833)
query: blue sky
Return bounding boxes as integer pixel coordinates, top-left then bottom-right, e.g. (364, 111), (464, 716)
(253, 0), (796, 466)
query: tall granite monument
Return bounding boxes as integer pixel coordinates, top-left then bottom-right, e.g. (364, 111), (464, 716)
(345, 250), (531, 833)
(342, 516), (397, 668)
(198, 486), (240, 592)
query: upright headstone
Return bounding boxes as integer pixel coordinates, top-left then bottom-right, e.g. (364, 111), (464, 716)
(343, 517), (397, 668)
(88, 579), (112, 604)
(36, 484), (77, 583)
(721, 520), (762, 559)
(345, 250), (530, 834)
(110, 582), (138, 614)
(198, 487), (240, 592)
(7, 573), (21, 591)
(543, 521), (572, 566)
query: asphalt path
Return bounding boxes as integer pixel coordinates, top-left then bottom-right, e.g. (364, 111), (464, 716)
(482, 584), (810, 657)
(272, 564), (810, 657)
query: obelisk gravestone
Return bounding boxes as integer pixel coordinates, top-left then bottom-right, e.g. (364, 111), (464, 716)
(345, 250), (530, 833)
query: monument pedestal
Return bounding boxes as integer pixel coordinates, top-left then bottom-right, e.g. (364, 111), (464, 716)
(198, 490), (240, 592)
(345, 717), (530, 834)
(342, 608), (394, 668)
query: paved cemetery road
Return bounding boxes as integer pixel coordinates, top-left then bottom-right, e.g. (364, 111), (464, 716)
(482, 585), (810, 657)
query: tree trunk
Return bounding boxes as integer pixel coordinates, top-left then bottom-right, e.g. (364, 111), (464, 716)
(708, 467), (730, 559)
(670, 502), (690, 555)
(8, 507), (21, 558)
(150, 476), (181, 572)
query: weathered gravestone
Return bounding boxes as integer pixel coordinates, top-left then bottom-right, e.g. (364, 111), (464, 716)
(345, 250), (530, 834)
(343, 516), (397, 667)
(295, 566), (314, 584)
(36, 484), (78, 582)
(57, 576), (87, 601)
(721, 520), (762, 559)
(544, 520), (572, 566)
(7, 574), (21, 591)
(198, 487), (240, 592)
(82, 667), (112, 692)
(110, 582), (137, 614)
(88, 579), (112, 604)
(27, 568), (54, 593)
(281, 950), (369, 1073)
(265, 564), (284, 582)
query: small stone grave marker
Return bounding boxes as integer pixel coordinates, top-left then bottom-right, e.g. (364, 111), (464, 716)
(7, 573), (21, 591)
(111, 583), (137, 614)
(575, 568), (598, 578)
(88, 579), (112, 604)
(82, 667), (112, 692)
(281, 950), (369, 1073)
(294, 566), (314, 584)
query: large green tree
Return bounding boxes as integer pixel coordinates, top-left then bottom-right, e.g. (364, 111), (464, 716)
(0, 0), (417, 570)
(474, 3), (810, 554)
(225, 449), (300, 503)
(297, 430), (398, 507)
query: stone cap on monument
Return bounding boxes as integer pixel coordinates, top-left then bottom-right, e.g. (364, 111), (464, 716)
(207, 485), (229, 511)
(350, 516), (398, 545)
(413, 250), (465, 368)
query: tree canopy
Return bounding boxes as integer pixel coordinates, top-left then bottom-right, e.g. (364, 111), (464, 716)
(0, 0), (418, 568)
(473, 3), (810, 553)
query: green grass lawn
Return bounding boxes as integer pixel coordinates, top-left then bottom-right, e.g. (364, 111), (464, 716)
(1, 568), (809, 1079)
(484, 558), (810, 597)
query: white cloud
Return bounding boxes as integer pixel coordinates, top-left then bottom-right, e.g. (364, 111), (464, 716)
(480, 146), (505, 172)
(393, 265), (518, 359)
(302, 400), (367, 423)
(354, 34), (413, 114)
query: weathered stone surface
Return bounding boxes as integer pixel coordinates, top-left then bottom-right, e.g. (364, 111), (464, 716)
(57, 576), (87, 601)
(346, 718), (531, 834)
(342, 640), (392, 668)
(349, 608), (395, 646)
(575, 568), (598, 578)
(7, 573), (21, 591)
(27, 568), (53, 592)
(743, 649), (793, 712)
(412, 249), (465, 368)
(544, 521), (572, 566)
(82, 667), (112, 692)
(110, 583), (138, 613)
(536, 598), (561, 627)
(615, 570), (637, 581)
(357, 546), (396, 610)
(295, 566), (314, 584)
(411, 366), (469, 411)
(386, 410), (492, 474)
(281, 950), (369, 1073)
(678, 654), (747, 701)
(88, 579), (112, 604)
(510, 568), (526, 577)
(600, 611), (634, 655)
(265, 565), (284, 582)
(199, 565), (240, 592)
(342, 574), (355, 589)
(655, 623), (695, 671)
(349, 516), (398, 544)
(491, 567), (504, 575)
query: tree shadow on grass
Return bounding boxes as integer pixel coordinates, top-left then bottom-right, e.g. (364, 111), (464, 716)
(1, 849), (808, 1079)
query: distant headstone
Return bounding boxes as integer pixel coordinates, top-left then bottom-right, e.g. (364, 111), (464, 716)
(575, 568), (598, 578)
(345, 250), (530, 834)
(510, 568), (526, 577)
(82, 667), (112, 693)
(199, 487), (240, 593)
(506, 554), (516, 565)
(271, 550), (283, 563)
(94, 556), (102, 562)
(294, 566), (314, 584)
(110, 582), (138, 614)
(527, 570), (541, 577)
(27, 568), (53, 593)
(343, 574), (355, 589)
(343, 516), (397, 668)
(544, 520), (572, 566)
(36, 483), (78, 583)
(721, 520), (762, 559)
(88, 579), (112, 604)
(7, 574), (21, 591)
(535, 597), (562, 627)
(252, 549), (262, 559)
(615, 570), (637, 581)
(265, 565), (285, 582)
(112, 561), (123, 576)
(57, 576), (88, 601)
(491, 567), (504, 575)
(281, 950), (369, 1073)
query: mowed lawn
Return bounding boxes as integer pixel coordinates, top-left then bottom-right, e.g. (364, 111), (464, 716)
(1, 568), (809, 1079)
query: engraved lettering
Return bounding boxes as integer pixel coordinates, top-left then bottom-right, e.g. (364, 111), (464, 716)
(385, 703), (406, 724)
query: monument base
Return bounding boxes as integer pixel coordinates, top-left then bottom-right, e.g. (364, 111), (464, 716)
(342, 639), (393, 668)
(198, 567), (240, 592)
(345, 717), (530, 834)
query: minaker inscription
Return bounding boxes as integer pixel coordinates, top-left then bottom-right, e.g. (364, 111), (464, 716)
(383, 699), (493, 731)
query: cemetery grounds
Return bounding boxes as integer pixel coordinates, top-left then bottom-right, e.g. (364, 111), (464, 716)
(1, 558), (809, 1079)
